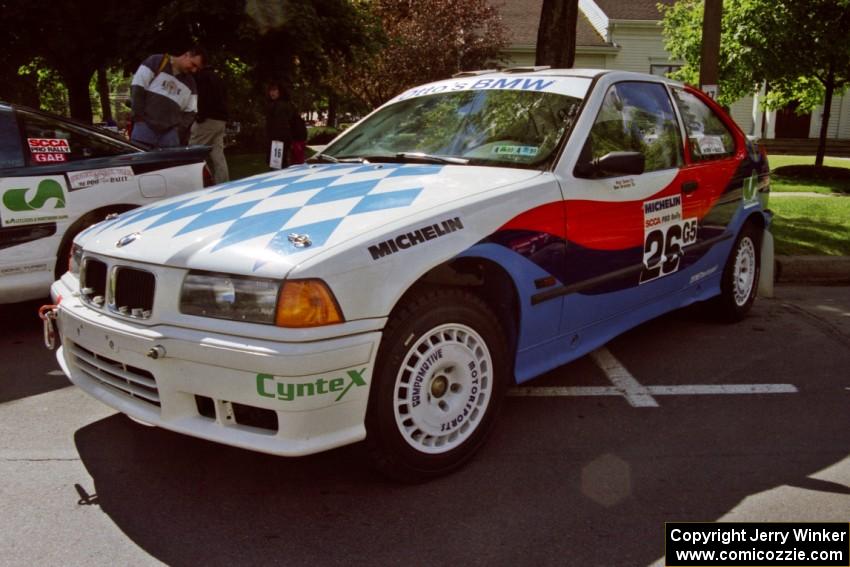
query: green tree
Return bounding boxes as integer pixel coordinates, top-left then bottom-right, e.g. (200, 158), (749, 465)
(660, 0), (850, 166)
(0, 0), (371, 133)
(328, 0), (510, 109)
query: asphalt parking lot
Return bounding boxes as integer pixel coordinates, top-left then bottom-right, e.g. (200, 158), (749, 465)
(1, 285), (849, 566)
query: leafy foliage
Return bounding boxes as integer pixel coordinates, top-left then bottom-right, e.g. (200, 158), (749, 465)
(327, 0), (510, 109)
(661, 0), (850, 164)
(0, 0), (371, 129)
(660, 0), (850, 111)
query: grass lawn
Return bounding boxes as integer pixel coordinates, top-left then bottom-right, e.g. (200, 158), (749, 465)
(772, 177), (850, 194)
(228, 153), (271, 180)
(228, 148), (318, 181)
(769, 196), (850, 256)
(768, 154), (850, 169)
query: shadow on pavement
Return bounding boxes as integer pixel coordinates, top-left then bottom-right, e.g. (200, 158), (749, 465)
(73, 390), (849, 565)
(0, 298), (68, 403)
(70, 292), (850, 566)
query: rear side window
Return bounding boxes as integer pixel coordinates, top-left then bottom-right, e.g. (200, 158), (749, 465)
(0, 108), (24, 169)
(671, 88), (736, 161)
(581, 81), (683, 175)
(17, 109), (135, 165)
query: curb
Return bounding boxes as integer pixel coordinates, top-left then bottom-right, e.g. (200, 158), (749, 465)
(775, 255), (850, 285)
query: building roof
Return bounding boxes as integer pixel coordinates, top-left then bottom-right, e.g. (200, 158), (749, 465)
(496, 0), (608, 47)
(496, 0), (677, 49)
(593, 0), (675, 21)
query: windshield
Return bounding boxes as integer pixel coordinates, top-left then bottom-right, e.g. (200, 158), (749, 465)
(324, 81), (588, 170)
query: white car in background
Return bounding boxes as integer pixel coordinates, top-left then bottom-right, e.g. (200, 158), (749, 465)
(0, 102), (210, 303)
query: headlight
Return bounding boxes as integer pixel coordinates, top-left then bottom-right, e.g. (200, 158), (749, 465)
(180, 272), (280, 324)
(180, 272), (344, 327)
(69, 243), (83, 276)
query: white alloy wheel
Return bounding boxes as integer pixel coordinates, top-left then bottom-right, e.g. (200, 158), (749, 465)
(732, 236), (756, 307)
(392, 323), (493, 454)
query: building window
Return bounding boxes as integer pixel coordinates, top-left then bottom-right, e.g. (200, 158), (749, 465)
(650, 64), (682, 78)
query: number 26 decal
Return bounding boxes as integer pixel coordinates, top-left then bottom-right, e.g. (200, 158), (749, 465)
(640, 218), (698, 284)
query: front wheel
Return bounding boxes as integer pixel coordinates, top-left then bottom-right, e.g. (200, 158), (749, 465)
(366, 289), (509, 482)
(713, 222), (762, 322)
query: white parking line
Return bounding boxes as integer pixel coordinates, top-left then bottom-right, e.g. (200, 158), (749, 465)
(508, 383), (799, 398)
(590, 347), (660, 407)
(508, 347), (798, 405)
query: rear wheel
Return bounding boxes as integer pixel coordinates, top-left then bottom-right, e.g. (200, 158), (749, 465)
(366, 288), (509, 482)
(713, 222), (762, 321)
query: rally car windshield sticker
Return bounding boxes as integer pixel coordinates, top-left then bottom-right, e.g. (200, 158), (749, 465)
(491, 144), (539, 158)
(640, 194), (698, 284)
(390, 76), (591, 103)
(27, 138), (70, 164)
(697, 135), (726, 156)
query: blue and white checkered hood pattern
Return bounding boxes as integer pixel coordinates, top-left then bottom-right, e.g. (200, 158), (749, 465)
(79, 163), (539, 277)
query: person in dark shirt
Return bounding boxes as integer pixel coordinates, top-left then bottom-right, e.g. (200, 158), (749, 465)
(189, 67), (229, 183)
(266, 82), (292, 168)
(130, 47), (206, 148)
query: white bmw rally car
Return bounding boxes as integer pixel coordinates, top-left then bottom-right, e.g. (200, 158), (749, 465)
(0, 102), (210, 304)
(50, 69), (772, 480)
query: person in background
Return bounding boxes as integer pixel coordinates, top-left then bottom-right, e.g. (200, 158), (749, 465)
(289, 110), (308, 165)
(130, 46), (206, 148)
(265, 82), (292, 168)
(189, 66), (229, 183)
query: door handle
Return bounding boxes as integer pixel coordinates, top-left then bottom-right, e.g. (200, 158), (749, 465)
(682, 180), (699, 194)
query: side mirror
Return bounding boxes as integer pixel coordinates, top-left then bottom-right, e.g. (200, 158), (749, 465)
(575, 151), (645, 178)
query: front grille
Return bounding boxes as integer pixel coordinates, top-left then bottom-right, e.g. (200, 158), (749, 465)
(195, 395), (279, 432)
(233, 403), (279, 431)
(81, 259), (107, 307)
(69, 342), (160, 407)
(112, 267), (155, 318)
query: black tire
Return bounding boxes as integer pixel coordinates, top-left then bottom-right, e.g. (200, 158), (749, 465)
(53, 208), (130, 279)
(713, 222), (762, 322)
(366, 288), (510, 482)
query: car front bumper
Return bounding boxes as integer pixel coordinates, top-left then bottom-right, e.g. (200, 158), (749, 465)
(51, 278), (381, 457)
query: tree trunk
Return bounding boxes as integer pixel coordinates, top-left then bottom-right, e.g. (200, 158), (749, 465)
(815, 62), (835, 167)
(64, 68), (94, 123)
(535, 0), (578, 68)
(97, 67), (113, 123)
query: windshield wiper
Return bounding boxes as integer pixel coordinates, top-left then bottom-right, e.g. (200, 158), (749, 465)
(394, 152), (469, 165)
(309, 153), (370, 164)
(309, 153), (339, 163)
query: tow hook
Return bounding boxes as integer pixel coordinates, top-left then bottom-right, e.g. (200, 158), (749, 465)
(146, 345), (166, 360)
(38, 304), (59, 350)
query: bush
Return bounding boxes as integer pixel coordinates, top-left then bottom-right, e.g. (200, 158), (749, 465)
(773, 165), (850, 183)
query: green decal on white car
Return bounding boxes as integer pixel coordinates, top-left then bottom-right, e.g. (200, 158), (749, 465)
(0, 176), (69, 226)
(257, 368), (368, 402)
(743, 171), (759, 208)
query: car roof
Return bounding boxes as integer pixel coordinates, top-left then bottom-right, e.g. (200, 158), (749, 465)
(451, 67), (684, 87)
